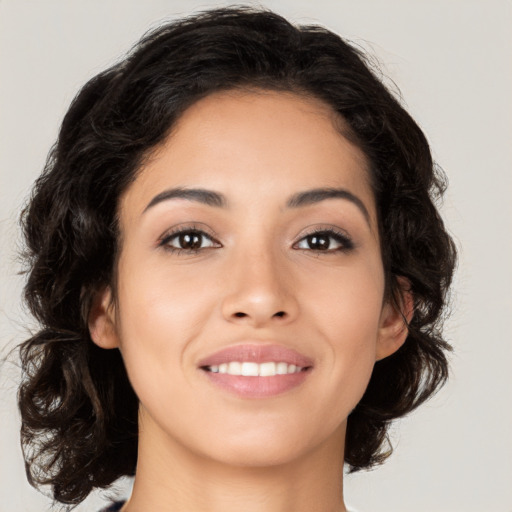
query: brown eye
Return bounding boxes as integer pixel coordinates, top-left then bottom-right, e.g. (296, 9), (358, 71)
(178, 232), (203, 249)
(305, 234), (331, 250)
(295, 230), (354, 252)
(161, 229), (219, 252)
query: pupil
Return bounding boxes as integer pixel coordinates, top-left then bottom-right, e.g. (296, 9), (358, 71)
(179, 232), (202, 249)
(308, 234), (329, 250)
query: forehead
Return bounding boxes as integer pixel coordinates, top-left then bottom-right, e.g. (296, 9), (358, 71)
(120, 89), (376, 224)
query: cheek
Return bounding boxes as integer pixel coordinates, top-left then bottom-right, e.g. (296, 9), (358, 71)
(117, 250), (216, 338)
(301, 259), (384, 398)
(303, 255), (384, 339)
(112, 256), (218, 398)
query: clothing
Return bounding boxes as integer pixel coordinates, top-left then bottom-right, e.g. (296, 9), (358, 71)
(98, 502), (125, 512)
(98, 500), (358, 511)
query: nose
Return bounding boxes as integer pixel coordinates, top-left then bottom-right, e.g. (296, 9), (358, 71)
(221, 246), (299, 328)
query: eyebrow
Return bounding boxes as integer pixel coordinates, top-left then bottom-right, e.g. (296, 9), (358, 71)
(143, 186), (370, 224)
(143, 187), (227, 212)
(286, 188), (370, 223)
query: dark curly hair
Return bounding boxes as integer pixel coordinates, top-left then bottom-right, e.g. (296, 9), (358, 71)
(18, 6), (456, 506)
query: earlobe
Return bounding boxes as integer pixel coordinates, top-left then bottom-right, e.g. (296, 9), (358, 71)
(376, 277), (414, 361)
(88, 286), (120, 349)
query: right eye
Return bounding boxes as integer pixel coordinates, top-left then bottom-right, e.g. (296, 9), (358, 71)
(159, 229), (220, 254)
(293, 228), (354, 254)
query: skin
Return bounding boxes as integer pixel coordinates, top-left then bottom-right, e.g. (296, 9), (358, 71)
(89, 89), (411, 512)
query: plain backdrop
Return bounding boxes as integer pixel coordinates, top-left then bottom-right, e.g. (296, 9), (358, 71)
(1, 1), (511, 511)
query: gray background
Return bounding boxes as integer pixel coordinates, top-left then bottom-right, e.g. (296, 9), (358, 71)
(1, 1), (511, 511)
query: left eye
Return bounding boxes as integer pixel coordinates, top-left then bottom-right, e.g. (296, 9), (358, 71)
(294, 231), (352, 251)
(161, 230), (218, 251)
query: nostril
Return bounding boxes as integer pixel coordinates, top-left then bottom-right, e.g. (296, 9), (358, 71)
(230, 310), (287, 320)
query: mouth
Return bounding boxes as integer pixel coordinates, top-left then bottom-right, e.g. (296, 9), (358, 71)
(198, 344), (314, 398)
(202, 361), (310, 376)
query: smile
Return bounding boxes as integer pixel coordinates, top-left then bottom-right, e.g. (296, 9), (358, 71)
(198, 344), (313, 398)
(204, 361), (307, 376)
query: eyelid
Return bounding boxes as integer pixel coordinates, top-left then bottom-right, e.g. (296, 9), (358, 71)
(292, 225), (355, 252)
(156, 222), (354, 254)
(157, 223), (221, 250)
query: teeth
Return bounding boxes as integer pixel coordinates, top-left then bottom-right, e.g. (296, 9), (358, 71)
(276, 362), (288, 375)
(241, 362), (259, 376)
(229, 361), (242, 375)
(259, 362), (276, 376)
(208, 362), (305, 376)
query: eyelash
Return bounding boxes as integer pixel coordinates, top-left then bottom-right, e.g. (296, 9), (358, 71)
(293, 228), (354, 253)
(158, 225), (221, 255)
(158, 227), (354, 255)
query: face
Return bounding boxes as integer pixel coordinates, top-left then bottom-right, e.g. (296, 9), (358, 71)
(91, 89), (407, 468)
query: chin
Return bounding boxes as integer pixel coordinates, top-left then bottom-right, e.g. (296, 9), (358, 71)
(191, 418), (345, 470)
(207, 440), (311, 469)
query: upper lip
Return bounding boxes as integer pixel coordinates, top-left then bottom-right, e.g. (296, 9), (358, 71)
(197, 343), (314, 368)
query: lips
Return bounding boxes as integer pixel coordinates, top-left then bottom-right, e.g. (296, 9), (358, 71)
(198, 343), (314, 398)
(197, 343), (314, 368)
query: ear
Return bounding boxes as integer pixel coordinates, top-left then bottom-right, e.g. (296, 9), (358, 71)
(88, 286), (120, 349)
(376, 277), (414, 361)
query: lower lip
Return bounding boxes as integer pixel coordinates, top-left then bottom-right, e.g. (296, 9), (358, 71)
(201, 369), (312, 398)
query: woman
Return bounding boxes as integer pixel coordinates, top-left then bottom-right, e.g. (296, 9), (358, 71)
(18, 7), (456, 512)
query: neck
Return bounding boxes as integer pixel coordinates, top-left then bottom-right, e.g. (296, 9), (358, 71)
(123, 409), (348, 512)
